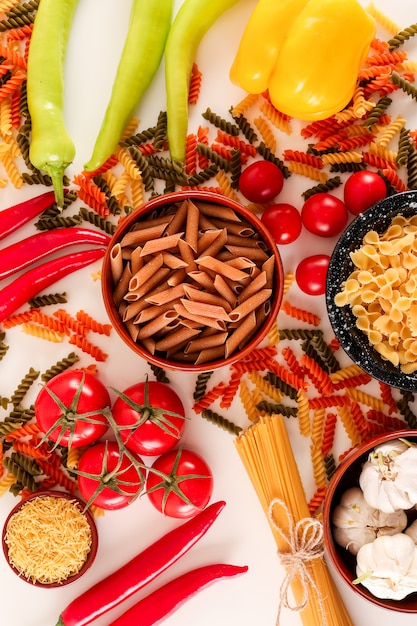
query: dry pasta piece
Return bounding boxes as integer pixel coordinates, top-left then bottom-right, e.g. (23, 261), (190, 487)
(75, 310), (112, 336)
(253, 116), (277, 152)
(281, 300), (320, 326)
(287, 161), (327, 183)
(321, 412), (337, 456)
(301, 354), (334, 396)
(311, 444), (327, 488)
(239, 378), (259, 423)
(68, 334), (108, 362)
(21, 323), (65, 343)
(337, 404), (363, 446)
(366, 2), (401, 35)
(296, 389), (311, 437)
(219, 370), (242, 409)
(192, 381), (227, 413)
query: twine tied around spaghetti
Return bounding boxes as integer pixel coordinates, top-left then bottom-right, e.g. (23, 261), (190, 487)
(268, 498), (327, 626)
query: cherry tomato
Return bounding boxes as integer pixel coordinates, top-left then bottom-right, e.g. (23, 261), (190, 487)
(301, 193), (348, 237)
(77, 441), (145, 510)
(146, 448), (213, 519)
(34, 370), (110, 448)
(260, 203), (302, 244)
(296, 255), (330, 296)
(111, 380), (186, 456)
(239, 160), (284, 203)
(343, 170), (387, 215)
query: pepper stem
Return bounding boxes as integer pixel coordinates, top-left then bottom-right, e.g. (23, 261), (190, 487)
(45, 162), (67, 210)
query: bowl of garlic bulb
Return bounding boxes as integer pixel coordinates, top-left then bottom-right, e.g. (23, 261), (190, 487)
(323, 429), (417, 612)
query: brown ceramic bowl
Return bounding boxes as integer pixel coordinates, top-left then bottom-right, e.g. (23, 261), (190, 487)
(101, 190), (284, 372)
(2, 490), (98, 587)
(323, 429), (417, 612)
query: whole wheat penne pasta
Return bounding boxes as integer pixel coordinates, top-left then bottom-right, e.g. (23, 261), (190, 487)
(225, 257), (256, 271)
(135, 301), (179, 324)
(185, 331), (228, 354)
(188, 270), (217, 292)
(196, 255), (248, 281)
(125, 318), (140, 342)
(167, 268), (188, 287)
(173, 303), (227, 330)
(198, 230), (228, 259)
(154, 326), (201, 352)
(130, 246), (144, 275)
(237, 271), (267, 304)
(197, 229), (226, 256)
(225, 245), (270, 262)
(129, 254), (164, 291)
(262, 255), (275, 288)
(177, 238), (197, 272)
(163, 199), (188, 236)
(180, 298), (231, 321)
(113, 263), (132, 306)
(196, 201), (242, 222)
(140, 232), (184, 257)
(129, 213), (173, 230)
(145, 283), (186, 306)
(136, 310), (179, 339)
(213, 274), (237, 307)
(183, 284), (232, 311)
(213, 219), (255, 237)
(162, 251), (188, 269)
(140, 336), (156, 354)
(198, 214), (218, 231)
(226, 233), (266, 247)
(225, 311), (257, 357)
(229, 289), (272, 322)
(110, 243), (124, 284)
(123, 281), (171, 321)
(194, 345), (226, 364)
(120, 223), (167, 247)
(185, 199), (200, 252)
(125, 267), (171, 301)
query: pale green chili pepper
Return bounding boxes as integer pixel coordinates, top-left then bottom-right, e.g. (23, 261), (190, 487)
(165, 0), (241, 164)
(27, 0), (79, 209)
(84, 0), (173, 173)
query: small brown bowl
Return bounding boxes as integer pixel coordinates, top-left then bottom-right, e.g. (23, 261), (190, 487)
(323, 429), (417, 612)
(2, 490), (98, 587)
(101, 190), (284, 372)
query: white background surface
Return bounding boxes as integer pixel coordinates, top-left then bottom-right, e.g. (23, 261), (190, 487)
(1, 1), (417, 625)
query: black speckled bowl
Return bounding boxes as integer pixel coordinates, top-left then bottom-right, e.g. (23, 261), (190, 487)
(326, 190), (417, 392)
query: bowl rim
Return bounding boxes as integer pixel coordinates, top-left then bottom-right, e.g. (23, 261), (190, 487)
(326, 190), (417, 392)
(323, 429), (417, 612)
(101, 189), (285, 372)
(2, 490), (98, 587)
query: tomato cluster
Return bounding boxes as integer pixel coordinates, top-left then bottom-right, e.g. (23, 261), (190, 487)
(238, 158), (388, 297)
(34, 371), (213, 518)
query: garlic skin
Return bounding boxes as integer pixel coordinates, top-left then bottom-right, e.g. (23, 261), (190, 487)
(356, 533), (417, 600)
(359, 439), (417, 514)
(405, 519), (417, 544)
(332, 487), (407, 555)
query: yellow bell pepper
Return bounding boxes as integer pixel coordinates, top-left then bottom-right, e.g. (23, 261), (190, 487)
(268, 0), (376, 120)
(229, 0), (310, 94)
(230, 0), (376, 121)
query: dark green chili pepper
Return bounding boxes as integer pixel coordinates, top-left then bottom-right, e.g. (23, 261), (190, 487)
(165, 0), (241, 164)
(27, 0), (79, 209)
(84, 0), (173, 173)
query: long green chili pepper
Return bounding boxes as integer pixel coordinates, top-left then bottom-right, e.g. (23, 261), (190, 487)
(84, 0), (173, 173)
(165, 0), (241, 164)
(27, 0), (79, 209)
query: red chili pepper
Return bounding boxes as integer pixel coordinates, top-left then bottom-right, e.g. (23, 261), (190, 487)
(0, 227), (110, 280)
(108, 563), (249, 626)
(0, 248), (105, 323)
(55, 500), (226, 626)
(0, 190), (61, 241)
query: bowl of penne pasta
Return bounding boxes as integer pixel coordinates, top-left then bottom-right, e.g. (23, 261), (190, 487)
(326, 190), (417, 392)
(101, 190), (284, 371)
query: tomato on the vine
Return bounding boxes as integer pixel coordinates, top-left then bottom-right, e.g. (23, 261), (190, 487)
(261, 203), (302, 244)
(146, 448), (213, 519)
(34, 370), (110, 449)
(239, 160), (284, 203)
(296, 255), (330, 296)
(343, 170), (387, 215)
(111, 380), (186, 456)
(77, 441), (145, 510)
(301, 193), (348, 237)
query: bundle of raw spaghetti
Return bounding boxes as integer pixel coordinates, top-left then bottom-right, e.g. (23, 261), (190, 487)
(234, 414), (353, 626)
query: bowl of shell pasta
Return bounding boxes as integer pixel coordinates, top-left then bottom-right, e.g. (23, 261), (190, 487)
(101, 190), (284, 371)
(326, 190), (417, 392)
